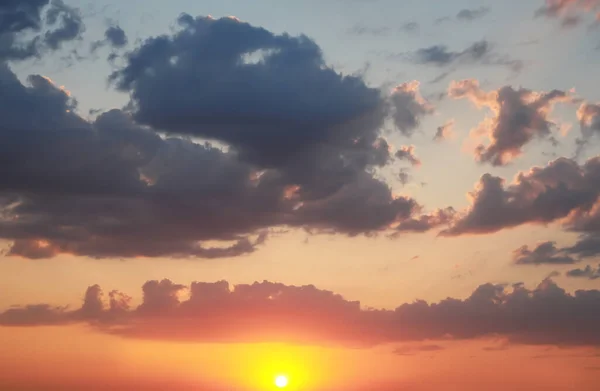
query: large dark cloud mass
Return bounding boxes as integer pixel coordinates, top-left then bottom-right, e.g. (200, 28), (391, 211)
(0, 14), (447, 259)
(2, 278), (600, 347)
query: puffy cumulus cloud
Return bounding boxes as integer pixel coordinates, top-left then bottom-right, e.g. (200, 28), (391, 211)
(442, 157), (600, 236)
(566, 264), (600, 279)
(3, 278), (600, 347)
(433, 119), (455, 142)
(408, 41), (523, 72)
(0, 15), (445, 259)
(535, 0), (600, 27)
(389, 81), (434, 137)
(395, 145), (421, 166)
(110, 14), (390, 167)
(0, 0), (84, 61)
(449, 79), (574, 166)
(512, 241), (577, 265)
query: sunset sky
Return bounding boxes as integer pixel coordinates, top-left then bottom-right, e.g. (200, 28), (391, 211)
(2, 0), (600, 390)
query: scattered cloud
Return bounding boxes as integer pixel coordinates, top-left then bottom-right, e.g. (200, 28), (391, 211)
(433, 119), (455, 141)
(395, 145), (421, 166)
(347, 24), (390, 36)
(406, 41), (523, 72)
(449, 79), (574, 166)
(535, 0), (600, 28)
(575, 102), (600, 156)
(566, 264), (600, 279)
(457, 7), (491, 22)
(3, 278), (600, 347)
(389, 81), (435, 137)
(442, 157), (600, 236)
(91, 25), (128, 52)
(512, 241), (578, 265)
(0, 0), (84, 61)
(400, 22), (419, 33)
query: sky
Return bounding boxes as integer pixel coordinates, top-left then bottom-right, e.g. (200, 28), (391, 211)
(1, 0), (600, 389)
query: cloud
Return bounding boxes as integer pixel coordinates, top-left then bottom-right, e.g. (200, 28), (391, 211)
(449, 79), (574, 166)
(433, 119), (455, 141)
(91, 25), (128, 52)
(389, 81), (435, 137)
(395, 145), (421, 166)
(0, 15), (445, 259)
(457, 7), (491, 21)
(3, 278), (600, 347)
(566, 264), (600, 279)
(399, 22), (419, 33)
(347, 24), (390, 36)
(0, 0), (84, 61)
(393, 344), (445, 356)
(535, 0), (600, 27)
(575, 102), (600, 156)
(442, 156), (600, 236)
(394, 207), (456, 234)
(407, 41), (523, 72)
(512, 241), (578, 265)
(42, 0), (84, 50)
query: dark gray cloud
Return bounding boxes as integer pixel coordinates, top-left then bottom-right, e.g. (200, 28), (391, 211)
(91, 25), (128, 52)
(566, 264), (600, 280)
(389, 81), (434, 137)
(43, 0), (84, 50)
(3, 278), (600, 347)
(394, 207), (455, 234)
(104, 25), (127, 48)
(395, 145), (421, 166)
(457, 7), (491, 21)
(442, 157), (600, 236)
(0, 0), (83, 61)
(407, 41), (522, 72)
(512, 241), (577, 265)
(0, 15), (443, 259)
(449, 79), (573, 166)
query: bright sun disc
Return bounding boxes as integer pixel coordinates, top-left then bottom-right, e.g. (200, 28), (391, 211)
(275, 375), (289, 388)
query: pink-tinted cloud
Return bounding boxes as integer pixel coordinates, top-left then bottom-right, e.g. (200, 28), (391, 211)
(433, 119), (455, 142)
(395, 145), (421, 166)
(536, 0), (600, 27)
(2, 278), (600, 347)
(449, 79), (574, 166)
(390, 81), (435, 137)
(442, 156), (600, 236)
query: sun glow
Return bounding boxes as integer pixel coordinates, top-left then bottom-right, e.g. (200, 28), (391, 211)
(275, 375), (289, 388)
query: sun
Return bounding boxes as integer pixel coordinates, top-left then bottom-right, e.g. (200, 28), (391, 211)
(274, 375), (289, 388)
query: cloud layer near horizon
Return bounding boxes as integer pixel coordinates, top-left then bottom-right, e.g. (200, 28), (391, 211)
(1, 278), (600, 347)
